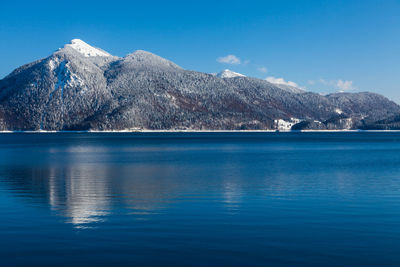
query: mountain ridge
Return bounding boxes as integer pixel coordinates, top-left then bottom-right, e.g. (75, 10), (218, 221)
(0, 39), (399, 131)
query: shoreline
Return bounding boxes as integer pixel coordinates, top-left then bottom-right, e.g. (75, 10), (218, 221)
(1, 129), (400, 133)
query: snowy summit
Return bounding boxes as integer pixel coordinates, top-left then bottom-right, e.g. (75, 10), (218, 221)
(64, 39), (112, 57)
(217, 69), (246, 78)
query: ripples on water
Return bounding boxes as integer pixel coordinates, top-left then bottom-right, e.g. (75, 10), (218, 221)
(1, 132), (400, 266)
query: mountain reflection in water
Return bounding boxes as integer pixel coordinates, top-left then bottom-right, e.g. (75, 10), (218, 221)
(0, 133), (261, 227)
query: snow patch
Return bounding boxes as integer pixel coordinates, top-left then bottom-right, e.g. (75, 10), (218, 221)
(274, 118), (301, 131)
(166, 93), (179, 108)
(40, 60), (85, 129)
(48, 60), (57, 71)
(54, 61), (69, 102)
(341, 118), (353, 130)
(335, 108), (343, 114)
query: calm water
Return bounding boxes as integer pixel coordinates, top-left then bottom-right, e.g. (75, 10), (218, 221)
(1, 132), (400, 266)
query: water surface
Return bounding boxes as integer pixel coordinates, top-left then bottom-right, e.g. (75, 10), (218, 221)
(1, 132), (400, 266)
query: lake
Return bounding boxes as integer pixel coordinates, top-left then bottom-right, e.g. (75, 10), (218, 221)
(1, 132), (400, 266)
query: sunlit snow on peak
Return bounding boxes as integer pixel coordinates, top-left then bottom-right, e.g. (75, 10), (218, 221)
(65, 39), (112, 57)
(217, 69), (246, 78)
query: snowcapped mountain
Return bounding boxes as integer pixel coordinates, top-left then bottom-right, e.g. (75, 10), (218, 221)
(216, 69), (246, 78)
(0, 39), (399, 131)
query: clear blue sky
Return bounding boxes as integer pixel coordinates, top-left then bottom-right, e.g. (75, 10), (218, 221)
(1, 0), (399, 102)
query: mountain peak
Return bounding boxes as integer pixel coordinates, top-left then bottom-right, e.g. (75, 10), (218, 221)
(217, 69), (246, 78)
(124, 50), (182, 69)
(63, 39), (112, 57)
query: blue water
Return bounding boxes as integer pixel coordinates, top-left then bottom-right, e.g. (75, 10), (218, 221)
(1, 132), (400, 266)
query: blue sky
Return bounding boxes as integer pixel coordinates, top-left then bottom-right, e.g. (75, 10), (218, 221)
(1, 0), (399, 102)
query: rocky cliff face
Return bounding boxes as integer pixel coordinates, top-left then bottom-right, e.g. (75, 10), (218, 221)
(0, 39), (399, 131)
